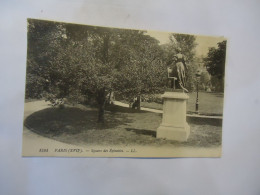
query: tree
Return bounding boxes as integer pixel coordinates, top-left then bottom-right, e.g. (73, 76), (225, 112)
(48, 27), (119, 123)
(26, 19), (67, 99)
(204, 40), (227, 92)
(111, 31), (166, 109)
(26, 19), (166, 123)
(204, 40), (226, 79)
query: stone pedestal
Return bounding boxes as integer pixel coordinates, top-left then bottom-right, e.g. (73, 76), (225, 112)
(156, 92), (190, 141)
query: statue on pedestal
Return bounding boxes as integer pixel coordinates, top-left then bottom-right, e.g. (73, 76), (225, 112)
(158, 48), (190, 141)
(167, 48), (189, 93)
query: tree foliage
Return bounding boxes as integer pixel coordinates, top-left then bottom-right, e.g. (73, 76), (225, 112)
(26, 19), (166, 122)
(112, 31), (166, 100)
(204, 40), (227, 79)
(204, 40), (227, 92)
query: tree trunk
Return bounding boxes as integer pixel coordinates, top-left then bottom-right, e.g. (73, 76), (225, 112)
(137, 95), (141, 110)
(96, 88), (106, 123)
(98, 100), (105, 123)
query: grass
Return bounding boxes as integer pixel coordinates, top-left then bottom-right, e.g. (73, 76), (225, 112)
(141, 92), (224, 115)
(24, 103), (222, 148)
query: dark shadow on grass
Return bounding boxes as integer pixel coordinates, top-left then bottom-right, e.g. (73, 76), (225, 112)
(211, 93), (224, 98)
(125, 128), (156, 137)
(24, 106), (132, 137)
(187, 111), (222, 117)
(187, 116), (222, 126)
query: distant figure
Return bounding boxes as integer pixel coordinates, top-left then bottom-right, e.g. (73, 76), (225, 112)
(173, 48), (189, 93)
(132, 97), (138, 109)
(106, 91), (115, 105)
(206, 87), (212, 92)
(129, 97), (140, 109)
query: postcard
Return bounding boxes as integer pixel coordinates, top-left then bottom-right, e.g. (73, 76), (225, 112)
(22, 19), (226, 157)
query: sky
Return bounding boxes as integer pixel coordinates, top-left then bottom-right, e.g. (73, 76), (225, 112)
(146, 30), (226, 57)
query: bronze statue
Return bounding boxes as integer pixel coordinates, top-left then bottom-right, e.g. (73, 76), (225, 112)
(167, 48), (189, 93)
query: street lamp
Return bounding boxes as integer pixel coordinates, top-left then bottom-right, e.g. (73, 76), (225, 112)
(195, 69), (202, 114)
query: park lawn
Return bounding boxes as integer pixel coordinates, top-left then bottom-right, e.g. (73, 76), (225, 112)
(141, 92), (224, 115)
(24, 103), (222, 148)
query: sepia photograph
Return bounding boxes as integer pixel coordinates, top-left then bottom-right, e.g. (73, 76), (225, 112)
(22, 19), (226, 157)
